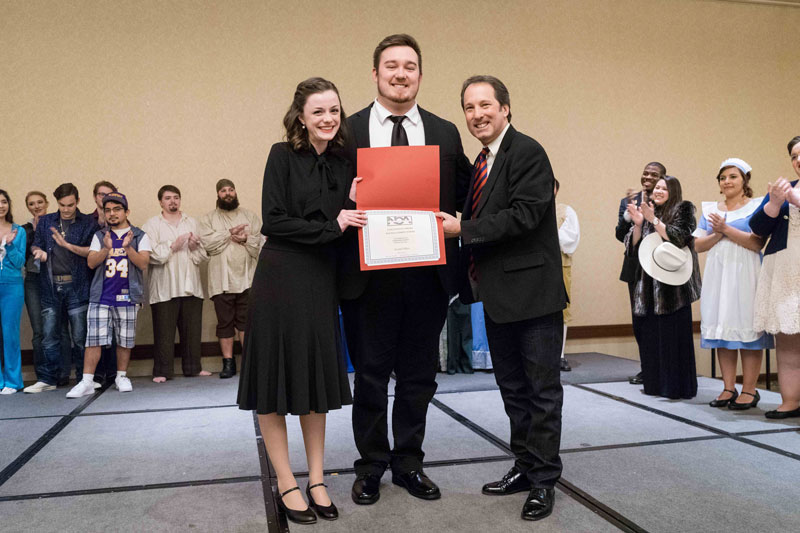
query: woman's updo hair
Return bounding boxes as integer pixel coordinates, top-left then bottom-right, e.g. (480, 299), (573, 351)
(283, 77), (349, 152)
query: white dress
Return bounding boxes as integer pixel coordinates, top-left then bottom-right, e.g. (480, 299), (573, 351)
(694, 198), (772, 348)
(753, 203), (800, 335)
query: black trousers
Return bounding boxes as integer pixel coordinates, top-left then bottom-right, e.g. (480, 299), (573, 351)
(340, 266), (448, 476)
(151, 296), (203, 378)
(484, 310), (564, 488)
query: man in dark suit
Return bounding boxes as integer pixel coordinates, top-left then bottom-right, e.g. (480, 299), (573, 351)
(438, 75), (566, 522)
(339, 33), (471, 505)
(615, 162), (664, 384)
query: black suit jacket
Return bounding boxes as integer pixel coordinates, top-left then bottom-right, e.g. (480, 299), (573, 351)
(458, 125), (566, 324)
(615, 191), (645, 283)
(338, 103), (472, 299)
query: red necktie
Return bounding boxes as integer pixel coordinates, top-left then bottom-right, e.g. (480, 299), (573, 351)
(469, 147), (490, 281)
(470, 147), (490, 214)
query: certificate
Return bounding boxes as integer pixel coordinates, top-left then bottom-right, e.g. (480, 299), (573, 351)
(362, 210), (440, 267)
(356, 145), (447, 271)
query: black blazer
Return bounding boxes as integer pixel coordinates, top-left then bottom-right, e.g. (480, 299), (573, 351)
(616, 191), (646, 283)
(750, 179), (799, 256)
(337, 103), (472, 299)
(458, 125), (566, 324)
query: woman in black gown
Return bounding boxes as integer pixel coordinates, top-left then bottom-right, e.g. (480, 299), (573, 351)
(238, 78), (366, 524)
(625, 176), (701, 399)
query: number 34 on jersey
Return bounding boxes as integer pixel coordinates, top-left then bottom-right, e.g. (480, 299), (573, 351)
(105, 256), (129, 279)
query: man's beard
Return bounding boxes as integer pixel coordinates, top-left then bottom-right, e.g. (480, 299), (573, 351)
(217, 196), (239, 211)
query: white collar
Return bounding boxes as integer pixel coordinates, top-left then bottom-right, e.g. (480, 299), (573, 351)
(484, 123), (511, 158)
(373, 99), (421, 126)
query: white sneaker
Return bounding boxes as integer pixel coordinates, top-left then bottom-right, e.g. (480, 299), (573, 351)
(115, 376), (133, 392)
(0, 387), (17, 395)
(23, 381), (57, 394)
(66, 380), (96, 398)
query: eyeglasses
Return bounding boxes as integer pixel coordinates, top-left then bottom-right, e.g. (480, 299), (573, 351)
(103, 206), (125, 214)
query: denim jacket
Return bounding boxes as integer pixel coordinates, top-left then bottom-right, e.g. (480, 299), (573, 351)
(89, 225), (147, 305)
(33, 210), (99, 304)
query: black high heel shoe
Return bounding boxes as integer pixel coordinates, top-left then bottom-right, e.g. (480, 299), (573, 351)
(709, 389), (738, 408)
(307, 483), (338, 521)
(277, 486), (317, 524)
(729, 390), (760, 410)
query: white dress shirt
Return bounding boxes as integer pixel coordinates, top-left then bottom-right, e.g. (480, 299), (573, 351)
(558, 206), (580, 255)
(483, 123), (511, 175)
(368, 99), (425, 147)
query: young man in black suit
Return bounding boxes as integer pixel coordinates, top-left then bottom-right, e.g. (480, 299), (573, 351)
(438, 75), (566, 522)
(615, 162), (665, 384)
(339, 33), (471, 505)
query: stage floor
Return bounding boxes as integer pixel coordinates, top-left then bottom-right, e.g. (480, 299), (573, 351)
(1, 352), (798, 532)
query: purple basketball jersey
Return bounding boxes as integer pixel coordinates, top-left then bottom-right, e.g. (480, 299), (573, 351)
(100, 230), (133, 307)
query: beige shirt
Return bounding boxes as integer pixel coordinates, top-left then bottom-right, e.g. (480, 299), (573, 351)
(142, 213), (208, 305)
(199, 207), (262, 298)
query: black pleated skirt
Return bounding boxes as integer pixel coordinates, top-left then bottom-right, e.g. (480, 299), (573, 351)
(237, 241), (352, 415)
(633, 304), (698, 400)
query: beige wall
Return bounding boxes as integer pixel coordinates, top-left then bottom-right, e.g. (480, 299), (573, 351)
(2, 0), (799, 356)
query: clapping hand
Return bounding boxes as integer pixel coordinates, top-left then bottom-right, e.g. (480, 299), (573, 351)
(103, 231), (113, 250)
(626, 202), (644, 226)
(50, 227), (68, 248)
(187, 232), (201, 251)
(121, 231), (133, 249)
(708, 212), (727, 235)
(767, 178), (793, 207)
(640, 201), (656, 224)
(229, 224), (248, 244)
(171, 232), (190, 252)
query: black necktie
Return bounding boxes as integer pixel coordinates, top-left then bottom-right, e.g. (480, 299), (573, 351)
(389, 115), (409, 146)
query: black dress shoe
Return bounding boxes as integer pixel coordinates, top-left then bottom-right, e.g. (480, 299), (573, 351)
(306, 483), (338, 520)
(765, 407), (800, 419)
(56, 378), (70, 387)
(709, 388), (738, 408)
(521, 488), (555, 521)
(482, 467), (531, 495)
(219, 357), (236, 379)
(729, 390), (759, 410)
(276, 486), (316, 524)
(628, 372), (644, 385)
(351, 473), (381, 505)
(392, 470), (441, 500)
(560, 358), (572, 372)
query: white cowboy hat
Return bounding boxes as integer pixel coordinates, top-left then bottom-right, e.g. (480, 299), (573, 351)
(638, 232), (693, 286)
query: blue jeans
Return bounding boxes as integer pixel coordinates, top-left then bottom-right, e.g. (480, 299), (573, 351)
(25, 274), (73, 382)
(40, 281), (88, 386)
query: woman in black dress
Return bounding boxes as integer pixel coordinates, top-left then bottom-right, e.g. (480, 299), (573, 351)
(625, 176), (701, 399)
(237, 78), (366, 524)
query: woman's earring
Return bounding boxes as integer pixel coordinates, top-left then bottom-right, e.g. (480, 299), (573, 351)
(301, 123), (306, 129)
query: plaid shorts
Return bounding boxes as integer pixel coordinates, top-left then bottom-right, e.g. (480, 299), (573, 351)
(86, 303), (141, 348)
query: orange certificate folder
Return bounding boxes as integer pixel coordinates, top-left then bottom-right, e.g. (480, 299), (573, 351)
(356, 145), (446, 271)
